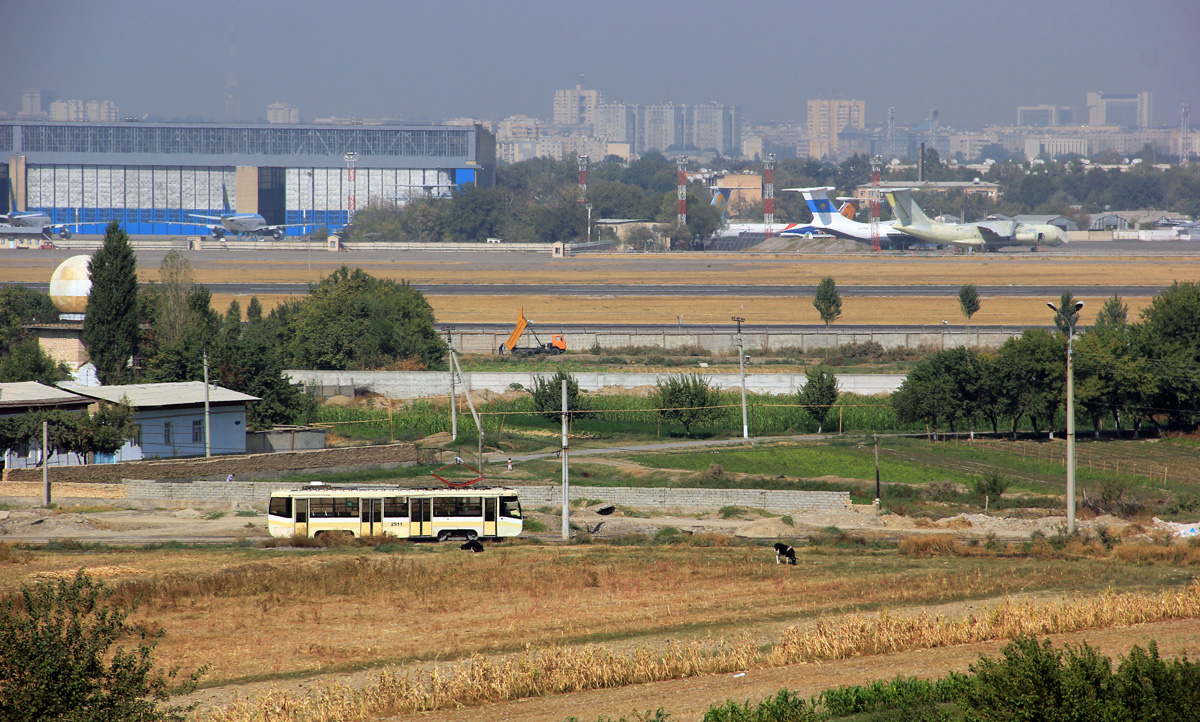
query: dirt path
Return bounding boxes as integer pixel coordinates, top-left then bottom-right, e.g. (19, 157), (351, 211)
(381, 618), (1200, 722)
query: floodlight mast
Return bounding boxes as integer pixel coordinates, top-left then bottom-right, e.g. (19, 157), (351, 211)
(1048, 300), (1085, 535)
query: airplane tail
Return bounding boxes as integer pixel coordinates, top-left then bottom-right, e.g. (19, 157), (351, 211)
(7, 178), (17, 214)
(221, 182), (232, 215)
(710, 188), (731, 219)
(883, 189), (930, 227)
(796, 187), (838, 225)
(839, 200), (859, 220)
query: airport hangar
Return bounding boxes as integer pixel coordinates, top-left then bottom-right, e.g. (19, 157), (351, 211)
(0, 120), (496, 237)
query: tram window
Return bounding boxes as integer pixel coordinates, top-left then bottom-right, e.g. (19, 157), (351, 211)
(383, 497), (409, 518)
(310, 498), (359, 518)
(269, 496), (292, 518)
(500, 496), (522, 519)
(485, 498), (496, 522)
(295, 498), (308, 523)
(434, 496), (483, 517)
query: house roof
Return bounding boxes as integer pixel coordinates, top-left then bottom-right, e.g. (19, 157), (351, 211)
(0, 382), (91, 411)
(57, 381), (259, 408)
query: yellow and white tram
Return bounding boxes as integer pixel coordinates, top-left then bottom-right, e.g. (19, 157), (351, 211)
(267, 482), (524, 541)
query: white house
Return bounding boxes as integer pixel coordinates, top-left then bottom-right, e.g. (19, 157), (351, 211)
(0, 382), (92, 470)
(58, 382), (259, 462)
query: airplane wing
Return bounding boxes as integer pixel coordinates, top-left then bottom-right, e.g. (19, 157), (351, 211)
(190, 214), (226, 221)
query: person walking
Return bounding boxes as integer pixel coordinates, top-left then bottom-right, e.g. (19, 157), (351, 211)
(507, 457), (514, 472)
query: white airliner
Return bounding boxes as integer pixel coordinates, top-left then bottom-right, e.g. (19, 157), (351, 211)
(780, 187), (917, 247)
(1, 185), (81, 239)
(884, 188), (1067, 251)
(710, 187), (832, 239)
(189, 184), (308, 240)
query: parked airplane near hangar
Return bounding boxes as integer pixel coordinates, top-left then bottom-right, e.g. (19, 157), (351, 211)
(710, 187), (832, 239)
(189, 184), (308, 240)
(1, 186), (81, 239)
(779, 187), (917, 248)
(883, 188), (1067, 251)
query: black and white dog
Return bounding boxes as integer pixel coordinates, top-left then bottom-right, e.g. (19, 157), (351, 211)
(774, 542), (797, 565)
(460, 539), (484, 553)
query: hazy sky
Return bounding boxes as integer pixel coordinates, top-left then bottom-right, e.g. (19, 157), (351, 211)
(4, 0), (1198, 129)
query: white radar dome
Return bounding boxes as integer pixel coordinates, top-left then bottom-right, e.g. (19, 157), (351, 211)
(49, 255), (92, 317)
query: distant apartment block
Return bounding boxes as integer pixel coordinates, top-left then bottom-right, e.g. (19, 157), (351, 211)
(266, 102), (300, 124)
(20, 89), (51, 118)
(593, 103), (640, 148)
(807, 99), (865, 153)
(49, 99), (119, 122)
(1016, 105), (1074, 126)
(1025, 136), (1089, 159)
(553, 80), (603, 127)
(1087, 91), (1152, 129)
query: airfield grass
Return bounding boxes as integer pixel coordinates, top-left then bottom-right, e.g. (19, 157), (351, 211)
(2, 542), (1198, 692)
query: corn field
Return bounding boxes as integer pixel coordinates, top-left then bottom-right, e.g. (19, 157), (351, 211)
(204, 580), (1200, 722)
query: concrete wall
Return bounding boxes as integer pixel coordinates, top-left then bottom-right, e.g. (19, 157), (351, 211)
(246, 427), (327, 454)
(121, 479), (850, 513)
(287, 370), (906, 400)
(438, 328), (1013, 356)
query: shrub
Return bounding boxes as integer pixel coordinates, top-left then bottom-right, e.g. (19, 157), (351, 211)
(654, 373), (723, 436)
(523, 518), (549, 533)
(702, 689), (821, 722)
(974, 470), (1010, 499)
(0, 570), (202, 722)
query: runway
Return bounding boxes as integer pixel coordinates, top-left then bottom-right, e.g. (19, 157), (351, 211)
(7, 281), (1169, 298)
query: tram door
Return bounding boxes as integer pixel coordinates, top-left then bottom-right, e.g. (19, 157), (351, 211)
(410, 498), (432, 537)
(360, 498), (382, 536)
(294, 498), (308, 537)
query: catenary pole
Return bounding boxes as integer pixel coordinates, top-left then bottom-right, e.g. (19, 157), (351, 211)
(203, 348), (211, 458)
(562, 379), (570, 540)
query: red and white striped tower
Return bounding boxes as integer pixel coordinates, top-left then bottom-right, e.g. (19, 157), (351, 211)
(676, 155), (688, 228)
(762, 153), (776, 238)
(577, 154), (588, 205)
(869, 154), (882, 252)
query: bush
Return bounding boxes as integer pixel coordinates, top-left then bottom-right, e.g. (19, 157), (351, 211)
(974, 470), (1010, 499)
(654, 373), (723, 436)
(523, 518), (549, 533)
(0, 570), (202, 721)
(531, 369), (589, 421)
(703, 689), (821, 721)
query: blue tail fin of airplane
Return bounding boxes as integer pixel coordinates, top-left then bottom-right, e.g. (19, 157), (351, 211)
(710, 188), (731, 219)
(221, 182), (232, 215)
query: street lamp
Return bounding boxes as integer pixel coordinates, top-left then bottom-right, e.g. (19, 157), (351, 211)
(732, 316), (748, 439)
(941, 320), (948, 351)
(586, 204), (593, 245)
(343, 151), (358, 229)
(1048, 300), (1085, 534)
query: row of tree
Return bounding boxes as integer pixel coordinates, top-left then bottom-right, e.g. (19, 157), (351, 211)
(344, 151), (1199, 244)
(0, 404), (138, 464)
(893, 283), (1200, 437)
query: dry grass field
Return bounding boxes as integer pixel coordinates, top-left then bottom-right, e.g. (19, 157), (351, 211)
(3, 539), (1200, 721)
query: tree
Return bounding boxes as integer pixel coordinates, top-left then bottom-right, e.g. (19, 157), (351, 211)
(813, 277), (842, 359)
(152, 251), (196, 347)
(84, 221), (140, 384)
(995, 329), (1066, 438)
(0, 570), (201, 721)
(1094, 294), (1128, 329)
(285, 267), (447, 370)
(797, 365), (839, 433)
(530, 369), (588, 421)
(654, 373), (723, 436)
(959, 283), (980, 347)
(1052, 290), (1081, 335)
(0, 288), (67, 384)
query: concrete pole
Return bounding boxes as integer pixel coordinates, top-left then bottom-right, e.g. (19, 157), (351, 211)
(203, 348), (212, 458)
(738, 338), (748, 439)
(42, 420), (50, 507)
(449, 346), (458, 441)
(562, 379), (570, 541)
(1066, 332), (1076, 535)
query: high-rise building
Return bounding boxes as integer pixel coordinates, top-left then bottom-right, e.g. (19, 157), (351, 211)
(641, 103), (691, 153)
(49, 100), (84, 122)
(552, 78), (603, 127)
(593, 103), (639, 147)
(1016, 105), (1074, 126)
(266, 102), (300, 124)
(85, 100), (119, 122)
(1087, 92), (1152, 129)
(806, 99), (865, 153)
(692, 103), (741, 156)
(20, 89), (50, 118)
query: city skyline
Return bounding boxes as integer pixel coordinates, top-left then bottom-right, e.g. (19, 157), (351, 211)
(2, 0), (1197, 129)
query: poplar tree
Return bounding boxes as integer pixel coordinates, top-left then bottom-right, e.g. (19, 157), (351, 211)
(813, 276), (842, 359)
(959, 283), (981, 347)
(84, 221), (140, 384)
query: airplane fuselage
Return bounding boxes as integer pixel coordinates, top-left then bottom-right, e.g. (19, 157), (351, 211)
(220, 213), (269, 233)
(5, 211), (53, 228)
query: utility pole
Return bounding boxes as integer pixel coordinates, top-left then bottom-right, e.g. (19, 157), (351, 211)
(42, 420), (50, 507)
(203, 348), (211, 458)
(447, 328), (457, 440)
(874, 433), (881, 508)
(732, 316), (748, 439)
(561, 379), (570, 540)
(451, 352), (482, 468)
(1049, 300), (1084, 534)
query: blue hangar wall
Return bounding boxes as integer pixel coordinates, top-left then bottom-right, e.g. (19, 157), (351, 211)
(0, 121), (495, 236)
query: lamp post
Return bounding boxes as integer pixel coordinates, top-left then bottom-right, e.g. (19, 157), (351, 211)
(343, 150), (358, 229)
(1048, 300), (1085, 534)
(941, 320), (948, 351)
(732, 316), (748, 439)
(586, 204), (593, 245)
